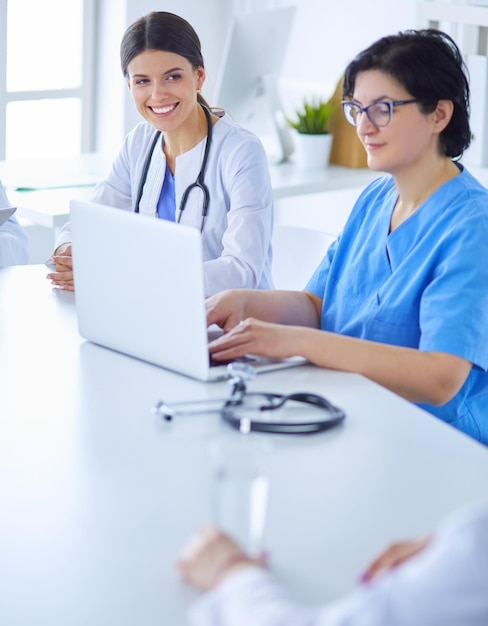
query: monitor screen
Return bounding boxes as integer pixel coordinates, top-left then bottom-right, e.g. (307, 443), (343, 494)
(213, 6), (296, 163)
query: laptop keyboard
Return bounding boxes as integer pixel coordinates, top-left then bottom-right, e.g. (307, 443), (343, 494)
(209, 354), (259, 368)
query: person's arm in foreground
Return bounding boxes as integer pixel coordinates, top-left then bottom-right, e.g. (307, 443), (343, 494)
(177, 505), (488, 626)
(206, 289), (472, 407)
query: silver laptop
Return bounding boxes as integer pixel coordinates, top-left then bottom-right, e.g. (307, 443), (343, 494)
(70, 200), (305, 381)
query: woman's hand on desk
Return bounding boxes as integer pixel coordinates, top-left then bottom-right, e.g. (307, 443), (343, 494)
(46, 244), (74, 291)
(177, 525), (264, 591)
(360, 534), (432, 583)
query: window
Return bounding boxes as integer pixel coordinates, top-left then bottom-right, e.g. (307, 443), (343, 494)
(0, 0), (96, 159)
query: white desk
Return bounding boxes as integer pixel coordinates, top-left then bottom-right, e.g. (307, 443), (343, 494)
(8, 186), (94, 233)
(0, 154), (111, 236)
(0, 154), (379, 233)
(2, 154), (488, 235)
(1, 265), (488, 626)
(268, 160), (378, 199)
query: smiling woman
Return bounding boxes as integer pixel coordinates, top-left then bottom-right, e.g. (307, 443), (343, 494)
(47, 11), (274, 298)
(125, 49), (208, 170)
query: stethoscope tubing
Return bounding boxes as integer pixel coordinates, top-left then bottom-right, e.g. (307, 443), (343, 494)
(134, 103), (213, 232)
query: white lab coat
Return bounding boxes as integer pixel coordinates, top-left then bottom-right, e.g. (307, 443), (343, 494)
(189, 502), (488, 626)
(57, 113), (274, 296)
(0, 181), (29, 267)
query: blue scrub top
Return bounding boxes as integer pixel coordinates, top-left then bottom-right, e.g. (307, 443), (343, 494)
(157, 165), (176, 222)
(306, 167), (488, 444)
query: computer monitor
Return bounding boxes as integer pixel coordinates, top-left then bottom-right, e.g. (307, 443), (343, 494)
(213, 6), (296, 163)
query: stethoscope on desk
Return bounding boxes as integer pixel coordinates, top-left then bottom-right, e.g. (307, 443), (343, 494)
(152, 363), (346, 435)
(134, 103), (213, 232)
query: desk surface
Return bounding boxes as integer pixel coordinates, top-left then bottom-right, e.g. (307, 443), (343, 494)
(1, 265), (488, 626)
(0, 154), (110, 231)
(3, 154), (488, 231)
(0, 154), (380, 231)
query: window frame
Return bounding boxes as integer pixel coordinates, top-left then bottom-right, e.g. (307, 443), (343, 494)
(0, 0), (97, 160)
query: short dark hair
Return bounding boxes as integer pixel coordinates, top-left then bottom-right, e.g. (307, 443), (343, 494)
(120, 11), (205, 78)
(342, 29), (471, 159)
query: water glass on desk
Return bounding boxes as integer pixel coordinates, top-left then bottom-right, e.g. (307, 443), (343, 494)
(208, 435), (272, 557)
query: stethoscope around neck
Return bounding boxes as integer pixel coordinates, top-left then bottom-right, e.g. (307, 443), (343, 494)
(134, 102), (213, 232)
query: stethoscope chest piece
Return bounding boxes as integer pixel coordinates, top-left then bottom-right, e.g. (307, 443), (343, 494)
(152, 362), (346, 435)
(135, 103), (213, 233)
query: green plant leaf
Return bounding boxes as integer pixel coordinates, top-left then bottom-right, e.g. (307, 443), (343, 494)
(286, 97), (335, 134)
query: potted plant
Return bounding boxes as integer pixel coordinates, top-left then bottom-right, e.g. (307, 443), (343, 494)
(287, 97), (335, 168)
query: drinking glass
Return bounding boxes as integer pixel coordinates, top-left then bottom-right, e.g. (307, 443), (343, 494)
(208, 435), (272, 556)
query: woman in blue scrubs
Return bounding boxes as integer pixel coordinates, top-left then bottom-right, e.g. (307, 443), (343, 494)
(206, 29), (488, 444)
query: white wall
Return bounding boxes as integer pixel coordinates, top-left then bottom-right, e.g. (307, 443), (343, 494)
(95, 0), (419, 151)
(94, 0), (127, 157)
(228, 0), (418, 109)
(279, 0), (418, 110)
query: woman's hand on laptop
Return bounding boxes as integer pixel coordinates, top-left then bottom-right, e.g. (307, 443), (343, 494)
(46, 244), (75, 291)
(208, 317), (306, 362)
(206, 288), (318, 360)
(206, 289), (248, 332)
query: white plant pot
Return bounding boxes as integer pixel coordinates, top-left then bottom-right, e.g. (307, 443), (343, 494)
(292, 131), (333, 169)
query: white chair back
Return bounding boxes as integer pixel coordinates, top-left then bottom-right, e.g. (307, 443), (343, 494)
(272, 224), (336, 290)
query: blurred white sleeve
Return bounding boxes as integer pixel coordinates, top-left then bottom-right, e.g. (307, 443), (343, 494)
(188, 503), (488, 626)
(0, 215), (30, 266)
(0, 181), (30, 266)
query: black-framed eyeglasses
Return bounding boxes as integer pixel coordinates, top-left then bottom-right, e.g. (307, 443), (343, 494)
(341, 99), (420, 127)
(151, 363), (346, 435)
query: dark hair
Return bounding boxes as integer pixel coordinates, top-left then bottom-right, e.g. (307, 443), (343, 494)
(342, 29), (471, 159)
(120, 11), (209, 107)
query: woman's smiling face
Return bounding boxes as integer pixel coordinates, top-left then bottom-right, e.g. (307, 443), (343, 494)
(127, 49), (205, 132)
